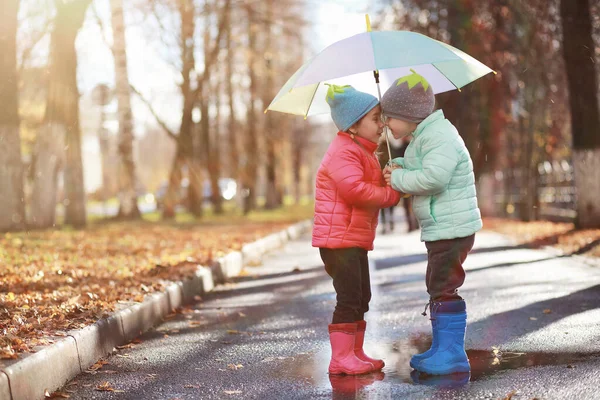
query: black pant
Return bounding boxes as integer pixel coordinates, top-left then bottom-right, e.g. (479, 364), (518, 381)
(320, 247), (371, 324)
(425, 234), (475, 301)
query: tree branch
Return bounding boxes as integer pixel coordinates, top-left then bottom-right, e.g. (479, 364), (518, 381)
(193, 0), (232, 99)
(130, 84), (178, 141)
(91, 0), (112, 50)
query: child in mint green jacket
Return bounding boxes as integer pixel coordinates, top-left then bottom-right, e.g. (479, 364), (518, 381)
(381, 70), (482, 376)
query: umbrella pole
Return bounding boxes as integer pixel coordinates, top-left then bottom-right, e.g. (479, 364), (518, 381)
(373, 70), (393, 166)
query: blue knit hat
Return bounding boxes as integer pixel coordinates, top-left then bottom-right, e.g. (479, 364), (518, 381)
(325, 84), (379, 132)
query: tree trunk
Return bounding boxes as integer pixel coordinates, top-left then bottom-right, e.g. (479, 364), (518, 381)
(201, 1), (222, 215)
(0, 0), (26, 232)
(110, 0), (140, 219)
(225, 8), (238, 184)
(291, 122), (305, 204)
(162, 0), (196, 219)
(560, 0), (600, 228)
(242, 5), (259, 215)
(262, 0), (281, 210)
(163, 148), (184, 219)
(210, 70), (223, 214)
(31, 124), (64, 228)
(31, 0), (90, 229)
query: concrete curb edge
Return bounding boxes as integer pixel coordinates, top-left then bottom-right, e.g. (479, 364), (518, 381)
(0, 219), (312, 400)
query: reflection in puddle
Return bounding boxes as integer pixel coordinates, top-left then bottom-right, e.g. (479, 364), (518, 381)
(410, 370), (471, 388)
(329, 372), (385, 400)
(266, 335), (599, 398)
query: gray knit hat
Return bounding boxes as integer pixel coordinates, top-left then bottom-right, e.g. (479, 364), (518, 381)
(381, 69), (435, 123)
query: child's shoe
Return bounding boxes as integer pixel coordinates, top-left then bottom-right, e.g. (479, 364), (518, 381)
(355, 320), (385, 371)
(410, 302), (439, 369)
(329, 323), (374, 375)
(413, 300), (470, 375)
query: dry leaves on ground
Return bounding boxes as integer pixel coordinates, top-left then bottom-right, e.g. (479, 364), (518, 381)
(0, 218), (299, 357)
(483, 218), (600, 257)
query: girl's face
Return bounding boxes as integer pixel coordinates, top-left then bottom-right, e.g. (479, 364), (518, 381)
(386, 117), (418, 139)
(350, 105), (384, 144)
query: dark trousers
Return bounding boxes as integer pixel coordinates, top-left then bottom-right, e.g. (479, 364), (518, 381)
(425, 234), (475, 301)
(320, 247), (371, 324)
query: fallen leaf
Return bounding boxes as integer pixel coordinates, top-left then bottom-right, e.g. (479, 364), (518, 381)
(227, 363), (244, 370)
(88, 360), (108, 371)
(184, 384), (201, 389)
(44, 390), (70, 399)
(227, 330), (241, 335)
(238, 312), (246, 317)
(543, 309), (552, 314)
(95, 382), (116, 392)
(502, 390), (517, 400)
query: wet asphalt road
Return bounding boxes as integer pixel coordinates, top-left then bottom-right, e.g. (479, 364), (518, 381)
(61, 216), (600, 400)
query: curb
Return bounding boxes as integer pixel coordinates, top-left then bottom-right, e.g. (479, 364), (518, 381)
(0, 219), (312, 400)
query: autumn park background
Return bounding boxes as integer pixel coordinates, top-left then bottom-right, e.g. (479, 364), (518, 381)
(0, 0), (599, 367)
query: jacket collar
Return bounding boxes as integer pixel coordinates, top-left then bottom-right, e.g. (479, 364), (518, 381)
(412, 109), (445, 139)
(338, 132), (379, 153)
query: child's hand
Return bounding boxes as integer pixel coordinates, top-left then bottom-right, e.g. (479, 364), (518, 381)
(382, 163), (400, 175)
(384, 171), (392, 186)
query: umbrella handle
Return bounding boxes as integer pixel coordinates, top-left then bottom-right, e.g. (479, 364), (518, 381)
(373, 70), (393, 166)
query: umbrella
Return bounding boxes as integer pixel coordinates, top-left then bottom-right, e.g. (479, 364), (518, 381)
(265, 15), (495, 161)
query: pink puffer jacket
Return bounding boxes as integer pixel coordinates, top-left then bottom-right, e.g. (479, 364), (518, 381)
(312, 132), (401, 251)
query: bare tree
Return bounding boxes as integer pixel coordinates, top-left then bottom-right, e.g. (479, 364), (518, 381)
(110, 0), (140, 219)
(31, 0), (90, 228)
(225, 5), (239, 183)
(91, 83), (115, 202)
(560, 0), (600, 228)
(0, 0), (26, 232)
(241, 3), (259, 214)
(262, 0), (282, 210)
(134, 0), (231, 219)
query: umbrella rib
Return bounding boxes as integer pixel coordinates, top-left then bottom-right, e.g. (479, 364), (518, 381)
(303, 84), (320, 120)
(432, 62), (462, 92)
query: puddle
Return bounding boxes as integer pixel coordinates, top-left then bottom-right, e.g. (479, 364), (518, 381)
(264, 335), (600, 397)
(385, 334), (600, 384)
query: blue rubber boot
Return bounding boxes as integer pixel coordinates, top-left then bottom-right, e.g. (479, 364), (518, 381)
(409, 302), (439, 369)
(414, 300), (470, 375)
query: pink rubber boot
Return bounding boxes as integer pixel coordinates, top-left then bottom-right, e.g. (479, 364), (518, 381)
(328, 323), (374, 375)
(355, 320), (385, 371)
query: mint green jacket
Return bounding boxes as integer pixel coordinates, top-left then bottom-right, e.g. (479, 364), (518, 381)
(390, 110), (482, 242)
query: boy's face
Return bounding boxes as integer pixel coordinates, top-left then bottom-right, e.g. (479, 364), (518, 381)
(350, 105), (384, 144)
(386, 117), (417, 139)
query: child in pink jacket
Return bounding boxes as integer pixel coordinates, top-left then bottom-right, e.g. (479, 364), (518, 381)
(313, 84), (401, 375)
